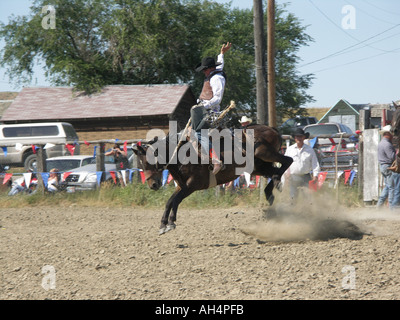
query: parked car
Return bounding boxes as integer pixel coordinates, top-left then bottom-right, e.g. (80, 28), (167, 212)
(279, 116), (317, 135)
(304, 122), (358, 148)
(46, 155), (95, 172)
(0, 122), (80, 171)
(63, 163), (120, 192)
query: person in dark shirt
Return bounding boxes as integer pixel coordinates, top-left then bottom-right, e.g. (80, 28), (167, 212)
(377, 126), (400, 209)
(105, 144), (129, 186)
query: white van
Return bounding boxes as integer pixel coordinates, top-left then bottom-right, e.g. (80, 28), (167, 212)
(0, 122), (80, 170)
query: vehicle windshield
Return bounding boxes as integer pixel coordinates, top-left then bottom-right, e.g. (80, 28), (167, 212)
(46, 157), (94, 172)
(46, 160), (82, 172)
(305, 125), (339, 136)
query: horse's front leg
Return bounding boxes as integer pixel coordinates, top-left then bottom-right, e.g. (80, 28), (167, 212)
(159, 187), (193, 235)
(159, 187), (181, 235)
(264, 179), (275, 205)
(165, 188), (193, 233)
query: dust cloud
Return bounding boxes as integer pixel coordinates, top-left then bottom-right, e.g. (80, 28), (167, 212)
(241, 188), (367, 242)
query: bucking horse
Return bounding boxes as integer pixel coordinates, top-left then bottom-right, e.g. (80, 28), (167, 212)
(133, 119), (293, 235)
(389, 100), (400, 171)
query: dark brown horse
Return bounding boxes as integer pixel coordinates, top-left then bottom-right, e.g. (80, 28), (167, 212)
(133, 124), (293, 235)
(391, 101), (400, 138)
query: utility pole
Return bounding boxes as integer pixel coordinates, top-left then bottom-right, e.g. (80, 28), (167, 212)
(267, 0), (276, 128)
(253, 0), (267, 125)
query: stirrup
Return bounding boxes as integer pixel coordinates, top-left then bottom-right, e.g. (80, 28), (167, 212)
(209, 163), (225, 175)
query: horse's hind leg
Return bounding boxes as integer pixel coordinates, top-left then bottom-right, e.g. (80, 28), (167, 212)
(255, 147), (293, 187)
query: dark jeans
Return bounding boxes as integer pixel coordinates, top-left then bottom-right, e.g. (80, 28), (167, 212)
(191, 104), (210, 132)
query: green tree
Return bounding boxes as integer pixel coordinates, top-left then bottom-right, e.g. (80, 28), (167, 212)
(0, 0), (313, 121)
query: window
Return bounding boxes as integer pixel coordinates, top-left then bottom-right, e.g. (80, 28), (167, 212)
(62, 124), (78, 139)
(82, 157), (95, 166)
(3, 125), (59, 137)
(299, 119), (308, 126)
(46, 159), (81, 171)
(305, 125), (339, 136)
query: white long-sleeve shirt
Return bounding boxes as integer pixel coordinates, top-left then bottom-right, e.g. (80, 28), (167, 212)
(199, 54), (226, 112)
(285, 143), (320, 178)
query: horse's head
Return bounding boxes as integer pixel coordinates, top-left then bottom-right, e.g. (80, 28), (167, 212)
(392, 101), (400, 137)
(132, 138), (163, 191)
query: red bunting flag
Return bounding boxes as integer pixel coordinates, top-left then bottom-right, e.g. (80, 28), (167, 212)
(255, 175), (260, 187)
(309, 180), (318, 191)
(84, 140), (90, 146)
(63, 172), (72, 181)
(344, 170), (351, 185)
(167, 174), (173, 184)
(110, 171), (117, 184)
(317, 172), (327, 189)
(329, 138), (336, 152)
(123, 140), (128, 154)
(3, 173), (12, 185)
(139, 171), (146, 184)
(65, 144), (75, 156)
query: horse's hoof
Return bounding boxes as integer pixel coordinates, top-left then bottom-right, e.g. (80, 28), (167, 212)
(159, 223), (176, 235)
(165, 223), (176, 232)
(267, 195), (275, 206)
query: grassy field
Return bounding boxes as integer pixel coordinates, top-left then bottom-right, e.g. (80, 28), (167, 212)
(0, 178), (362, 209)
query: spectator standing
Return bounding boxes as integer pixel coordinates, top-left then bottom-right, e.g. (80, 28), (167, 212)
(105, 144), (129, 185)
(377, 126), (400, 209)
(283, 128), (320, 200)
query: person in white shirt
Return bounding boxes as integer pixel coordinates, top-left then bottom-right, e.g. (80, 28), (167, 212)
(284, 128), (320, 200)
(190, 42), (231, 175)
(47, 168), (60, 192)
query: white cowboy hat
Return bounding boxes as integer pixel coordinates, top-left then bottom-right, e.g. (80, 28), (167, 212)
(379, 125), (392, 134)
(239, 116), (253, 124)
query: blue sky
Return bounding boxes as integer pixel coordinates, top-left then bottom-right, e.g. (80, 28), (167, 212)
(1, 0), (400, 108)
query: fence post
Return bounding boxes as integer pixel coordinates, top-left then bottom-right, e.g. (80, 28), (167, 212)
(36, 145), (47, 192)
(96, 142), (106, 182)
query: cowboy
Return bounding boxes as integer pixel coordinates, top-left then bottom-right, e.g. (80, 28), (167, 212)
(191, 42), (232, 175)
(377, 125), (400, 209)
(284, 128), (320, 200)
(239, 115), (253, 129)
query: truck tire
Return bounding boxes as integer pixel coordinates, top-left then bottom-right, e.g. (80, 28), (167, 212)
(24, 153), (37, 172)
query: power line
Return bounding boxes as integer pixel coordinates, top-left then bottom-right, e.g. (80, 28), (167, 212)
(310, 47), (400, 73)
(308, 0), (394, 53)
(343, 0), (399, 26)
(362, 0), (400, 17)
(299, 23), (400, 68)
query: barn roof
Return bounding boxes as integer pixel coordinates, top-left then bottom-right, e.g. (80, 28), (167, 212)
(1, 84), (195, 122)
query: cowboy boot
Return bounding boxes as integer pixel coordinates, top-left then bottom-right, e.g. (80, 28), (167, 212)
(210, 148), (223, 175)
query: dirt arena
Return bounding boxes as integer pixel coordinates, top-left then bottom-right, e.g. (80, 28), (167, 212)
(1, 195), (400, 300)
